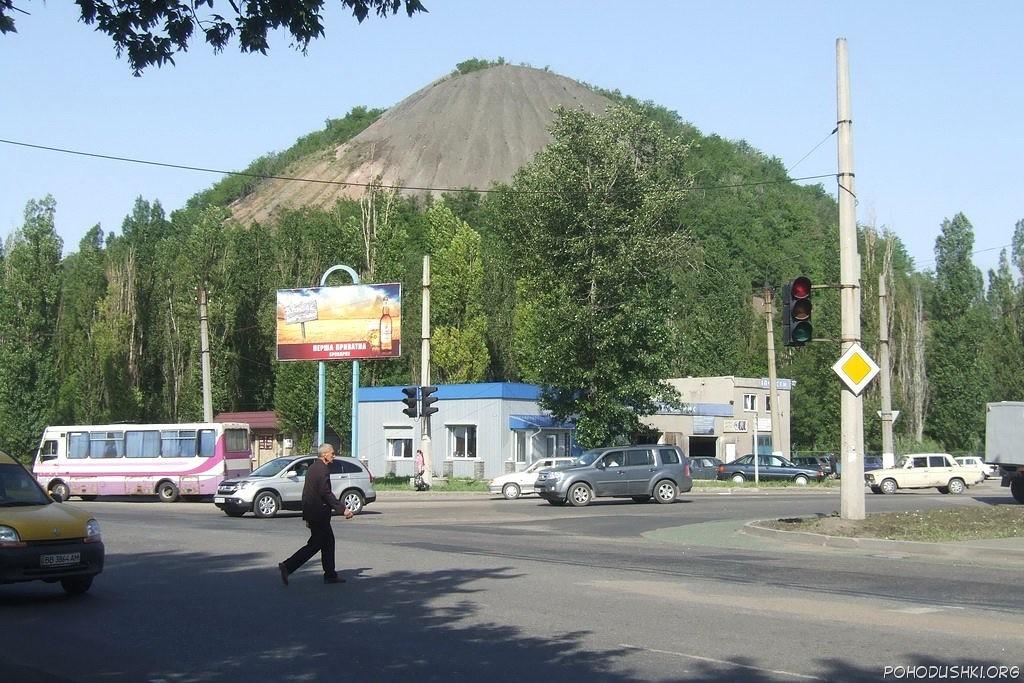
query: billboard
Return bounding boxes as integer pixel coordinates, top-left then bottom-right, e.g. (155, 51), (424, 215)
(276, 283), (401, 361)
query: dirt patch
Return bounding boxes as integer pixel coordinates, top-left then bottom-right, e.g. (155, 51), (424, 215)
(763, 506), (1024, 542)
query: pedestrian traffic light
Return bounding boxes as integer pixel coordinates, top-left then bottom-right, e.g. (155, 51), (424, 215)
(782, 276), (813, 347)
(401, 386), (418, 418)
(420, 385), (439, 417)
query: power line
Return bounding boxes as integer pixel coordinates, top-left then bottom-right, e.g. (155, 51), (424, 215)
(0, 137), (833, 196)
(787, 128), (836, 174)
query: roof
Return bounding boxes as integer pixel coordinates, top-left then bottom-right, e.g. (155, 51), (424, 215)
(214, 411), (280, 430)
(359, 383), (542, 403)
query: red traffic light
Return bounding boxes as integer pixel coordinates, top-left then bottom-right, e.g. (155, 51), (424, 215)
(791, 276), (811, 299)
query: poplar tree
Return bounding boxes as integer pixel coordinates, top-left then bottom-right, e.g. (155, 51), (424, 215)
(926, 213), (990, 450)
(0, 197), (63, 460)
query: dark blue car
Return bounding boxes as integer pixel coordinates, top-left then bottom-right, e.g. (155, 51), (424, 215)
(716, 454), (826, 484)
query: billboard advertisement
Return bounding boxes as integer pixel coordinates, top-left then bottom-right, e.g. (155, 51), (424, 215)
(276, 283), (401, 361)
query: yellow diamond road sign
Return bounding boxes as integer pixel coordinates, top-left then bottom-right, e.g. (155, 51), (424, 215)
(832, 343), (880, 395)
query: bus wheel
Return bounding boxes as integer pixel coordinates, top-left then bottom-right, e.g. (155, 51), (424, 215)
(49, 481), (70, 502)
(157, 481), (179, 503)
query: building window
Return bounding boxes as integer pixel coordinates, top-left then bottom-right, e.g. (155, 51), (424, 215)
(743, 394), (757, 412)
(387, 437), (413, 459)
(514, 431), (527, 463)
(448, 425), (477, 458)
(765, 395), (771, 412)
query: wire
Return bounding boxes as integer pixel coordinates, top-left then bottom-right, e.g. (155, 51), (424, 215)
(914, 244), (1012, 268)
(0, 137), (834, 196)
(787, 129), (836, 174)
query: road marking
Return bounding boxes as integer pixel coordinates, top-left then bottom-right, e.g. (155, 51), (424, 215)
(890, 606), (965, 615)
(619, 643), (824, 680)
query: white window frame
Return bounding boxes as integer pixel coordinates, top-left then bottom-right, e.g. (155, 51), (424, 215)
(384, 425), (415, 460)
(743, 394), (757, 412)
(447, 424), (478, 459)
(513, 431), (528, 463)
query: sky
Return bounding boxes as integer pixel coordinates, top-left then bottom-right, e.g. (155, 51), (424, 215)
(1, 1), (1022, 275)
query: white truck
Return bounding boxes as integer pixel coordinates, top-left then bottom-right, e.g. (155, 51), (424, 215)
(984, 402), (1024, 504)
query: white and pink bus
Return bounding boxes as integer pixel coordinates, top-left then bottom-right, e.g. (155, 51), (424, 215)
(32, 423), (252, 502)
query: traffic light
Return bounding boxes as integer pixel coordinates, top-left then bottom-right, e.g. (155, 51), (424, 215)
(782, 276), (813, 347)
(420, 385), (439, 417)
(401, 386), (418, 418)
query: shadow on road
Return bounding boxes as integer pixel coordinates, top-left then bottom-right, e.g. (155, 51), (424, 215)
(1, 547), (1018, 681)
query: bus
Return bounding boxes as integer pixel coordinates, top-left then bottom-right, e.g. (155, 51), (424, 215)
(32, 423), (252, 502)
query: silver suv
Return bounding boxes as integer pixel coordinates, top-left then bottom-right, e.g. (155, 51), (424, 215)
(534, 444), (692, 506)
(214, 455), (376, 518)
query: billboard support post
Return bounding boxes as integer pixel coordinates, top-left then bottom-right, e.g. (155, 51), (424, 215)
(316, 265), (361, 455)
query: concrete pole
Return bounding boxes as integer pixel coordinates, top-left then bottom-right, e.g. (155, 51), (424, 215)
(878, 273), (895, 468)
(198, 286), (213, 422)
(837, 38), (866, 520)
(420, 255), (433, 486)
(764, 287), (783, 457)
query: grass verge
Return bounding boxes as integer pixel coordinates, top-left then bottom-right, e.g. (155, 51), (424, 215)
(373, 475), (488, 492)
(761, 506), (1024, 542)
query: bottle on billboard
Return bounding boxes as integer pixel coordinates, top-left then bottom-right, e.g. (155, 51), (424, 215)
(379, 296), (393, 352)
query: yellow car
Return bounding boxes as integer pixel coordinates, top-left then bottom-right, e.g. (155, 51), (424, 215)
(0, 451), (104, 595)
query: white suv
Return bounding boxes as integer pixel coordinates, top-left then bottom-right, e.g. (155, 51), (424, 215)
(214, 455), (376, 518)
(489, 457), (576, 499)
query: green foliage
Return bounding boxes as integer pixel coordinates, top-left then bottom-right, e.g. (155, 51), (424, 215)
(926, 213), (991, 450)
(14, 2), (428, 75)
(0, 197), (63, 459)
(496, 105), (693, 448)
(452, 57), (506, 76)
(188, 107), (383, 210)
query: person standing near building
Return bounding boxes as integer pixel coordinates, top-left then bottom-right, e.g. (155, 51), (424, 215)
(278, 443), (353, 585)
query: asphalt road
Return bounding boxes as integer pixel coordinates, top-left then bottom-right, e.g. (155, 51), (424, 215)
(2, 481), (1022, 682)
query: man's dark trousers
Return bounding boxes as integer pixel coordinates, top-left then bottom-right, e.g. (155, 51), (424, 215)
(282, 519), (336, 577)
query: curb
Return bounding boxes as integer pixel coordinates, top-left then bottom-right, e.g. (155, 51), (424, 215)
(742, 519), (1024, 563)
(374, 486), (840, 501)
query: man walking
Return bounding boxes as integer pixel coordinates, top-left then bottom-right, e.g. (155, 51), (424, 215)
(278, 443), (354, 585)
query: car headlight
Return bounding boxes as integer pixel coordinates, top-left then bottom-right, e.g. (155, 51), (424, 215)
(865, 474), (875, 483)
(0, 525), (24, 547)
(84, 519), (102, 543)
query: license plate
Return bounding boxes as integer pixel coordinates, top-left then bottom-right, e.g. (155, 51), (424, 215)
(41, 552), (80, 568)
(214, 496), (226, 503)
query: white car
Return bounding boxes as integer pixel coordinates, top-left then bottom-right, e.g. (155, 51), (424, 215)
(489, 457), (576, 499)
(865, 453), (984, 495)
(954, 456), (998, 479)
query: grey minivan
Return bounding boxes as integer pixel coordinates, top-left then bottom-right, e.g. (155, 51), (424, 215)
(214, 455), (376, 518)
(534, 444), (692, 507)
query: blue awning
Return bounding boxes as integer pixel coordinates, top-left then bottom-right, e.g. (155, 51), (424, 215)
(509, 415), (575, 431)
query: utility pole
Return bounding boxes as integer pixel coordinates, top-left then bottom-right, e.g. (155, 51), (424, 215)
(878, 273), (895, 468)
(198, 286), (213, 422)
(837, 38), (866, 520)
(420, 255), (433, 487)
(764, 285), (783, 457)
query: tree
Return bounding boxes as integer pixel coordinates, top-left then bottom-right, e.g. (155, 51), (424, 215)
(425, 201), (489, 384)
(1, 1), (427, 75)
(496, 105), (694, 448)
(0, 197), (63, 460)
(925, 213), (990, 450)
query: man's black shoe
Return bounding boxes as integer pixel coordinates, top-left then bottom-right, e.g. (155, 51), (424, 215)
(278, 563), (289, 586)
(324, 575), (346, 584)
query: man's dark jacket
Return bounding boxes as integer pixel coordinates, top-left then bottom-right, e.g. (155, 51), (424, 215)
(301, 458), (344, 522)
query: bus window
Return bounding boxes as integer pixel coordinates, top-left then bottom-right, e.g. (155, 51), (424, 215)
(161, 430), (196, 458)
(68, 432), (89, 459)
(126, 430), (161, 458)
(90, 431), (124, 459)
(226, 429), (248, 453)
(198, 429), (215, 457)
(38, 439), (59, 462)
